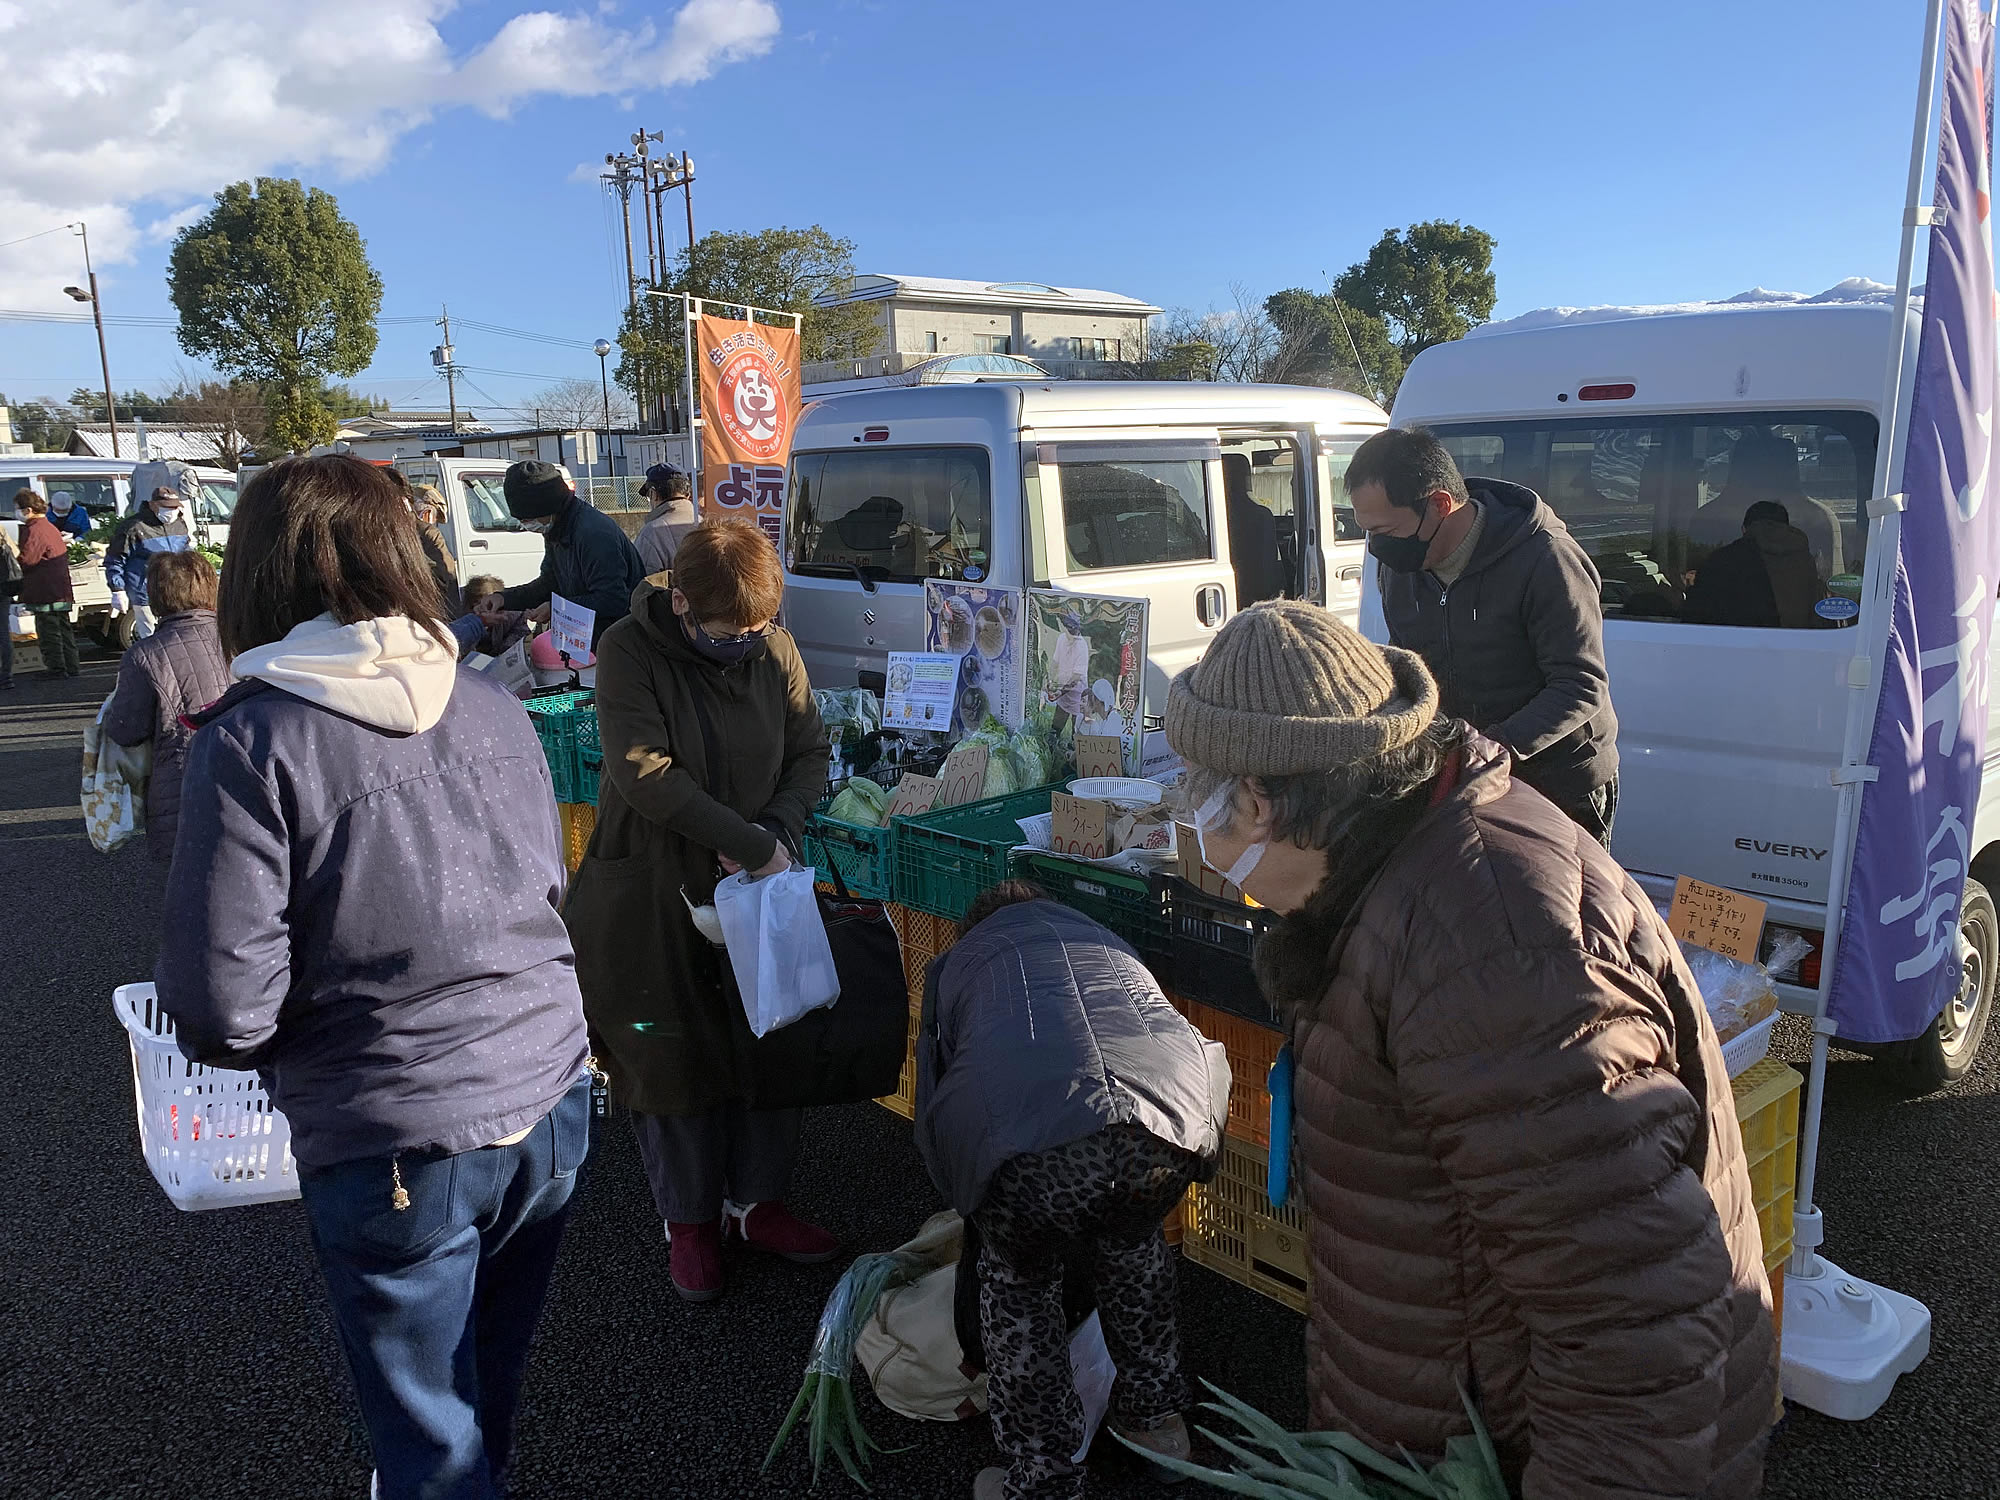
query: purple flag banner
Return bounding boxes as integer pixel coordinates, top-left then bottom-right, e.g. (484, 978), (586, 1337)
(1831, 0), (2000, 1042)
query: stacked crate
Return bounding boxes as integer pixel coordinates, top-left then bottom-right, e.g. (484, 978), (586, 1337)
(1165, 991), (1304, 1312)
(877, 904), (956, 1120)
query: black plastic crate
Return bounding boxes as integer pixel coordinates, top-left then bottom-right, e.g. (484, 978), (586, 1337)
(1013, 851), (1169, 962)
(1160, 876), (1282, 1026)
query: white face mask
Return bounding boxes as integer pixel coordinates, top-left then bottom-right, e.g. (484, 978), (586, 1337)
(154, 507), (180, 525)
(1194, 782), (1267, 889)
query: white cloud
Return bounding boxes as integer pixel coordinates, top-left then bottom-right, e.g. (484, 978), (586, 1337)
(0, 0), (779, 307)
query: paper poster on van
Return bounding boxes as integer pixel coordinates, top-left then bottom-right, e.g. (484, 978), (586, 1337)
(1025, 591), (1148, 775)
(924, 580), (1024, 733)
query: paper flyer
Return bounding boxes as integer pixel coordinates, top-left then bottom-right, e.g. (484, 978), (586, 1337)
(1025, 590), (1148, 775)
(549, 593), (596, 663)
(883, 651), (960, 730)
(924, 580), (1024, 733)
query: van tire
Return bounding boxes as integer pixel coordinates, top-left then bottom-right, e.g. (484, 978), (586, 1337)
(1889, 878), (1996, 1093)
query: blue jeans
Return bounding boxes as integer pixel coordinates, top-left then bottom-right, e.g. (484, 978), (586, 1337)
(299, 1077), (592, 1499)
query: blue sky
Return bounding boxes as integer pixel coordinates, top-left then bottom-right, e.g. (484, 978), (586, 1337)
(0, 0), (1929, 422)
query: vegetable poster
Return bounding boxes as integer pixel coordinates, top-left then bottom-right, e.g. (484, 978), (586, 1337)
(924, 581), (1024, 734)
(1025, 591), (1148, 775)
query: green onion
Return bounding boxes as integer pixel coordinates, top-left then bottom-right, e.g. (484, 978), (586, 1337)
(1112, 1380), (1511, 1500)
(763, 1248), (931, 1490)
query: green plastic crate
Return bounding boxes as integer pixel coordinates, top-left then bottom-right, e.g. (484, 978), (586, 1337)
(1014, 851), (1169, 960)
(893, 784), (1058, 920)
(805, 810), (895, 899)
(523, 691), (594, 804)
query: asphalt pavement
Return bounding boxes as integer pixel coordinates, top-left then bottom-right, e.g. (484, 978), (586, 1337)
(2, 644), (1995, 1499)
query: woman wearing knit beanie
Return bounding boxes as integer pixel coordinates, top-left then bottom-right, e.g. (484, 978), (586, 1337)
(1164, 601), (1777, 1499)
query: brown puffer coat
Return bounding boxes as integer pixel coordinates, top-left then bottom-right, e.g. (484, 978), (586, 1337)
(1258, 735), (1776, 1499)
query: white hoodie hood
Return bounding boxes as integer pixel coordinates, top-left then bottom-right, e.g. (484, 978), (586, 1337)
(232, 613), (458, 734)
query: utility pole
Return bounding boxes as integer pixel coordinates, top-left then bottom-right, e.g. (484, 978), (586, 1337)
(632, 130), (661, 288)
(433, 305), (459, 431)
(602, 146), (648, 427)
(64, 222), (118, 457)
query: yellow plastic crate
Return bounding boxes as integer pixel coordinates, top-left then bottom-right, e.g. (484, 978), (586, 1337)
(1180, 1134), (1309, 1314)
(1165, 992), (1285, 1148)
(1731, 1058), (1802, 1274)
(558, 802), (596, 873)
(878, 905), (956, 1120)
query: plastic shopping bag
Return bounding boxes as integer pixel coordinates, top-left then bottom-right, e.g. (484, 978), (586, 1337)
(80, 698), (149, 854)
(712, 864), (841, 1036)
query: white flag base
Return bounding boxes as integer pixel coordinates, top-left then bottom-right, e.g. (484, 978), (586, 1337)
(1781, 1248), (1931, 1420)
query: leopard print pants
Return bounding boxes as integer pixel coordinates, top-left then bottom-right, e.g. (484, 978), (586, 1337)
(973, 1123), (1198, 1500)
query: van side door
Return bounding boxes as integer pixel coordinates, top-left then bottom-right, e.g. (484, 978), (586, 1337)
(1033, 432), (1232, 722)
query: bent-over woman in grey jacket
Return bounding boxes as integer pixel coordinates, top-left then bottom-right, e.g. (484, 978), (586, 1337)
(917, 883), (1230, 1500)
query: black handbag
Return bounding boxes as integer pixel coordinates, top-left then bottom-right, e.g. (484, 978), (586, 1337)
(686, 684), (911, 1109)
(748, 859), (911, 1109)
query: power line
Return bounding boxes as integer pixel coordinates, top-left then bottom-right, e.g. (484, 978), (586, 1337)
(0, 225), (79, 253)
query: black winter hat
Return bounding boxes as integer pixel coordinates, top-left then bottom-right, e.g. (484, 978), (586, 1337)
(504, 460), (572, 520)
(645, 463), (691, 499)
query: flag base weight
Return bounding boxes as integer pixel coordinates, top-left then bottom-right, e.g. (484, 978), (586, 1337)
(1780, 1251), (1931, 1420)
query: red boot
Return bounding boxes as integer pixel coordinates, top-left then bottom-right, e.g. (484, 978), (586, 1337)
(724, 1200), (842, 1263)
(665, 1218), (724, 1301)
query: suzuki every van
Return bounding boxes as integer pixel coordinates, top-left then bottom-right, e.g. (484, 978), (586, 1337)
(1371, 299), (1997, 1086)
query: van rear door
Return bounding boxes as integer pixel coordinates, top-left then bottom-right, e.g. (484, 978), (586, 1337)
(1376, 410), (1877, 912)
(1030, 432), (1232, 720)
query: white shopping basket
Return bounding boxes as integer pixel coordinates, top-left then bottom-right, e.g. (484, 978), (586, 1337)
(113, 983), (300, 1211)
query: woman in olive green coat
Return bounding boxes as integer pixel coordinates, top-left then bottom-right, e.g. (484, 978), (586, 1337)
(565, 520), (833, 1301)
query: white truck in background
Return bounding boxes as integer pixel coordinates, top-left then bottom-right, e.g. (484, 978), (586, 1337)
(1, 455), (238, 649)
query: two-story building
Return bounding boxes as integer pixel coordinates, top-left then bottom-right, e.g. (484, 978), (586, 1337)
(805, 274), (1161, 391)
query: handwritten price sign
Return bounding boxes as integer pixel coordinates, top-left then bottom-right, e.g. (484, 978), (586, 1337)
(1668, 876), (1768, 964)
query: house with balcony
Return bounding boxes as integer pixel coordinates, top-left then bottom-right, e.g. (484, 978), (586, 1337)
(805, 274), (1161, 394)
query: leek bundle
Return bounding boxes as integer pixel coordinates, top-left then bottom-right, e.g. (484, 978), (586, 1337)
(763, 1246), (929, 1490)
(1117, 1381), (1511, 1500)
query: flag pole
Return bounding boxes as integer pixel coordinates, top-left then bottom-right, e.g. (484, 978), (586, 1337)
(1779, 0), (1947, 1421)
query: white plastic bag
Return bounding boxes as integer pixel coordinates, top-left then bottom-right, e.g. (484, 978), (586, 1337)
(712, 865), (841, 1036)
(1068, 1312), (1117, 1463)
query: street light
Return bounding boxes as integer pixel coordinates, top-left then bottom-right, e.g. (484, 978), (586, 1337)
(63, 221), (119, 458)
(594, 338), (613, 429)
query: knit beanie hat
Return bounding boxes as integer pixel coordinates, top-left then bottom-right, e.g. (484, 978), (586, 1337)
(505, 460), (572, 520)
(1164, 600), (1438, 776)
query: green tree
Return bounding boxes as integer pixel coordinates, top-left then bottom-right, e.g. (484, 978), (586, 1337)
(1261, 289), (1404, 404)
(617, 224), (880, 420)
(167, 178), (383, 453)
(1, 396), (76, 451)
(1333, 220), (1497, 372)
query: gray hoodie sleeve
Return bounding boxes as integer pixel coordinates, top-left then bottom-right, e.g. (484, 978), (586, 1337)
(153, 725), (294, 1069)
(1488, 536), (1612, 762)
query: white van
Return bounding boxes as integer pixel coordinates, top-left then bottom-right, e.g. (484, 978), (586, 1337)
(1371, 300), (1996, 1085)
(782, 381), (1388, 712)
(393, 456), (565, 594)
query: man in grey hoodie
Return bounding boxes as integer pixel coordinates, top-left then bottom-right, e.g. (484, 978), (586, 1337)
(1348, 426), (1620, 845)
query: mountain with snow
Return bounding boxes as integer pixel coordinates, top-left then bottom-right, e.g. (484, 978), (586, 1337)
(1470, 278), (1906, 338)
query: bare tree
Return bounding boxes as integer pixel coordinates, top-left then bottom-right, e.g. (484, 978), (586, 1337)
(1146, 285), (1280, 383)
(523, 377), (637, 430)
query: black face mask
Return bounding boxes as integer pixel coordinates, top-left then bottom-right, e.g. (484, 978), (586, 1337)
(684, 614), (770, 665)
(1366, 506), (1441, 574)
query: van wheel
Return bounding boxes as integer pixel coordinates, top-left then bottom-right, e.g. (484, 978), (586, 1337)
(1890, 878), (1996, 1092)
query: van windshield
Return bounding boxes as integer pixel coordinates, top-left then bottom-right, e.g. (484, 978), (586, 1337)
(1428, 411), (1878, 628)
(787, 447), (991, 584)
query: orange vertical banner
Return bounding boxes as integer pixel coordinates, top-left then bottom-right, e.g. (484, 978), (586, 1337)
(696, 310), (801, 548)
